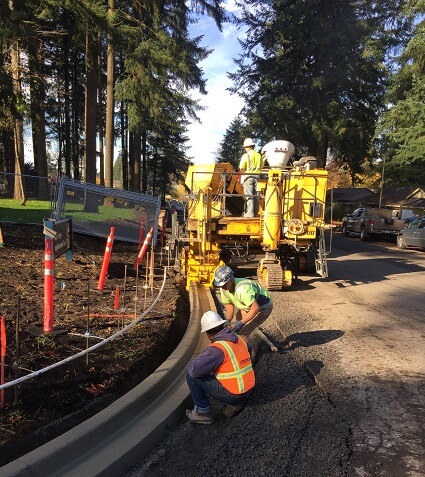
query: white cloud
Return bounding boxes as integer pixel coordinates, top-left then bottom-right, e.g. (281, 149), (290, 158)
(186, 5), (247, 165)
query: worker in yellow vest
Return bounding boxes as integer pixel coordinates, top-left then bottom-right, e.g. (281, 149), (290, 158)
(239, 137), (263, 217)
(213, 265), (273, 337)
(186, 311), (256, 424)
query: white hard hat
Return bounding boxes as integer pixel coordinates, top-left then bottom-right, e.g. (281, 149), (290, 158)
(201, 311), (228, 333)
(243, 138), (255, 148)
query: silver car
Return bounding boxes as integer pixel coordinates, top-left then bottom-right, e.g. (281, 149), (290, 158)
(397, 216), (425, 249)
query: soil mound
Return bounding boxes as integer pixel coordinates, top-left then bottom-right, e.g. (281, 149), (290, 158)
(0, 223), (188, 466)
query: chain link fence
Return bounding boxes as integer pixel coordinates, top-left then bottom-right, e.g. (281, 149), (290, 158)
(1, 173), (161, 244)
(55, 177), (160, 244)
(0, 172), (53, 201)
(0, 172), (54, 223)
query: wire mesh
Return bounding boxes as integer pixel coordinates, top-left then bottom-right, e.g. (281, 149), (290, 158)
(54, 177), (161, 244)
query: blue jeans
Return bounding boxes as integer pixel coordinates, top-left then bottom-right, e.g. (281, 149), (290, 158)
(243, 176), (257, 217)
(186, 373), (253, 414)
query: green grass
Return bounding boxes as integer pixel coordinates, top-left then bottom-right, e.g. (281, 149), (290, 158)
(0, 198), (52, 224)
(0, 198), (139, 225)
(62, 203), (139, 222)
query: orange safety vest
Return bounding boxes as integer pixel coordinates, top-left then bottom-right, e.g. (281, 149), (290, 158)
(210, 338), (255, 394)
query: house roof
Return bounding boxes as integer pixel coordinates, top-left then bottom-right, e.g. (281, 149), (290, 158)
(328, 185), (425, 210)
(327, 188), (377, 205)
(379, 186), (425, 208)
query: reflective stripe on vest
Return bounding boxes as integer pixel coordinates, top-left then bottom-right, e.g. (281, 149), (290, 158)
(211, 339), (255, 394)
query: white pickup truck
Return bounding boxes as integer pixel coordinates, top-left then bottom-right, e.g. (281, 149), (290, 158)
(342, 207), (405, 241)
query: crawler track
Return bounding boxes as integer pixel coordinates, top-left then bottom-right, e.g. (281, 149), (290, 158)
(1, 283), (214, 477)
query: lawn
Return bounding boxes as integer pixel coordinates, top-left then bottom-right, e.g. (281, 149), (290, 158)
(0, 198), (52, 224)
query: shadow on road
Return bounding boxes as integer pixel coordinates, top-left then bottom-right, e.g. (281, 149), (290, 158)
(285, 330), (344, 350)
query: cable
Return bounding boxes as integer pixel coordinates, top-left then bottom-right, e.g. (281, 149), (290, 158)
(0, 267), (169, 391)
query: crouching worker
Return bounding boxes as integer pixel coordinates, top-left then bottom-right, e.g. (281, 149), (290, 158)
(213, 265), (273, 337)
(185, 311), (255, 425)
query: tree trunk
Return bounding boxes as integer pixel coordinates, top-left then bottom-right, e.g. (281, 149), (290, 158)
(120, 101), (128, 190)
(119, 55), (128, 190)
(63, 11), (72, 177)
(315, 138), (328, 169)
(10, 39), (26, 205)
(162, 156), (167, 203)
(128, 132), (134, 190)
(84, 30), (98, 184)
(97, 39), (105, 186)
(308, 136), (328, 169)
(141, 130), (147, 193)
(29, 38), (48, 183)
(152, 151), (158, 195)
(132, 133), (141, 192)
(104, 0), (115, 188)
(72, 51), (81, 180)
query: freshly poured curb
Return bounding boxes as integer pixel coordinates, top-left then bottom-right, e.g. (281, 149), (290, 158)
(1, 282), (213, 477)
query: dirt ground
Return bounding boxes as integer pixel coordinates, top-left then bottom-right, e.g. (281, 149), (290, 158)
(0, 222), (188, 467)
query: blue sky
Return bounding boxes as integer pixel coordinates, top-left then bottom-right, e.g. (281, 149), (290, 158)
(186, 1), (246, 165)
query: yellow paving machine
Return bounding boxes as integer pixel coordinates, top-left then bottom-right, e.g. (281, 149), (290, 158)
(179, 140), (328, 290)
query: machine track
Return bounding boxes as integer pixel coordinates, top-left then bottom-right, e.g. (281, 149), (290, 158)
(258, 262), (284, 291)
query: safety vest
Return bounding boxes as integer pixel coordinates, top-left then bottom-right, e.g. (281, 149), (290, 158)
(210, 338), (255, 394)
(240, 149), (263, 173)
(221, 278), (271, 312)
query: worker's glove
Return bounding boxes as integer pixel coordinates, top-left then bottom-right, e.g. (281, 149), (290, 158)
(223, 319), (232, 328)
(231, 321), (244, 334)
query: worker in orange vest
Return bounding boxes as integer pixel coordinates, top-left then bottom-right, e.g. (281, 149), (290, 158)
(186, 311), (256, 424)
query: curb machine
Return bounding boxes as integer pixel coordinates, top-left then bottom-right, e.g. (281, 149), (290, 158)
(179, 140), (328, 291)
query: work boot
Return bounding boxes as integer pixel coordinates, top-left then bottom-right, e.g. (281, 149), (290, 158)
(185, 409), (214, 425)
(222, 403), (244, 418)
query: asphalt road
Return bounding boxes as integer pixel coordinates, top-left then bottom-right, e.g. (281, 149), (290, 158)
(277, 231), (425, 477)
(126, 231), (425, 477)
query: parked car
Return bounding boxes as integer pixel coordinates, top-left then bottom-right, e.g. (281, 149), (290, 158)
(403, 215), (418, 227)
(342, 207), (405, 241)
(397, 216), (425, 249)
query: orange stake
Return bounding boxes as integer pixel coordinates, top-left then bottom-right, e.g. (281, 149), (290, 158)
(114, 286), (120, 310)
(1, 316), (6, 408)
(134, 226), (154, 270)
(43, 237), (54, 332)
(97, 227), (115, 290)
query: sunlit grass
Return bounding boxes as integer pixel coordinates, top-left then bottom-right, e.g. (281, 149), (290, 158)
(0, 198), (52, 224)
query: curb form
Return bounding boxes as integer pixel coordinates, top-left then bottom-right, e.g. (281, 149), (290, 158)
(1, 282), (212, 477)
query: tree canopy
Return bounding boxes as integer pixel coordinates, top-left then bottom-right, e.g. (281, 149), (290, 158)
(0, 0), (225, 199)
(377, 1), (425, 184)
(1, 0), (424, 197)
(222, 0), (421, 188)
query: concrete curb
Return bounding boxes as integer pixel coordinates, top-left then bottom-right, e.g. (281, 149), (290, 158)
(1, 282), (213, 477)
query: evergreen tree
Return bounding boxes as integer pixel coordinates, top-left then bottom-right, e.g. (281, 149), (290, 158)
(217, 116), (247, 169)
(230, 0), (409, 173)
(377, 1), (425, 184)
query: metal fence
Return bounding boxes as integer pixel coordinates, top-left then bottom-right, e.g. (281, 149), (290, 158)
(0, 172), (55, 223)
(0, 172), (53, 202)
(54, 177), (161, 244)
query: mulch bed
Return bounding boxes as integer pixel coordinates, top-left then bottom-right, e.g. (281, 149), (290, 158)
(0, 222), (188, 467)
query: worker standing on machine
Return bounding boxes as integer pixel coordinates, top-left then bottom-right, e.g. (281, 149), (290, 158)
(213, 265), (273, 336)
(186, 311), (255, 424)
(239, 138), (263, 217)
